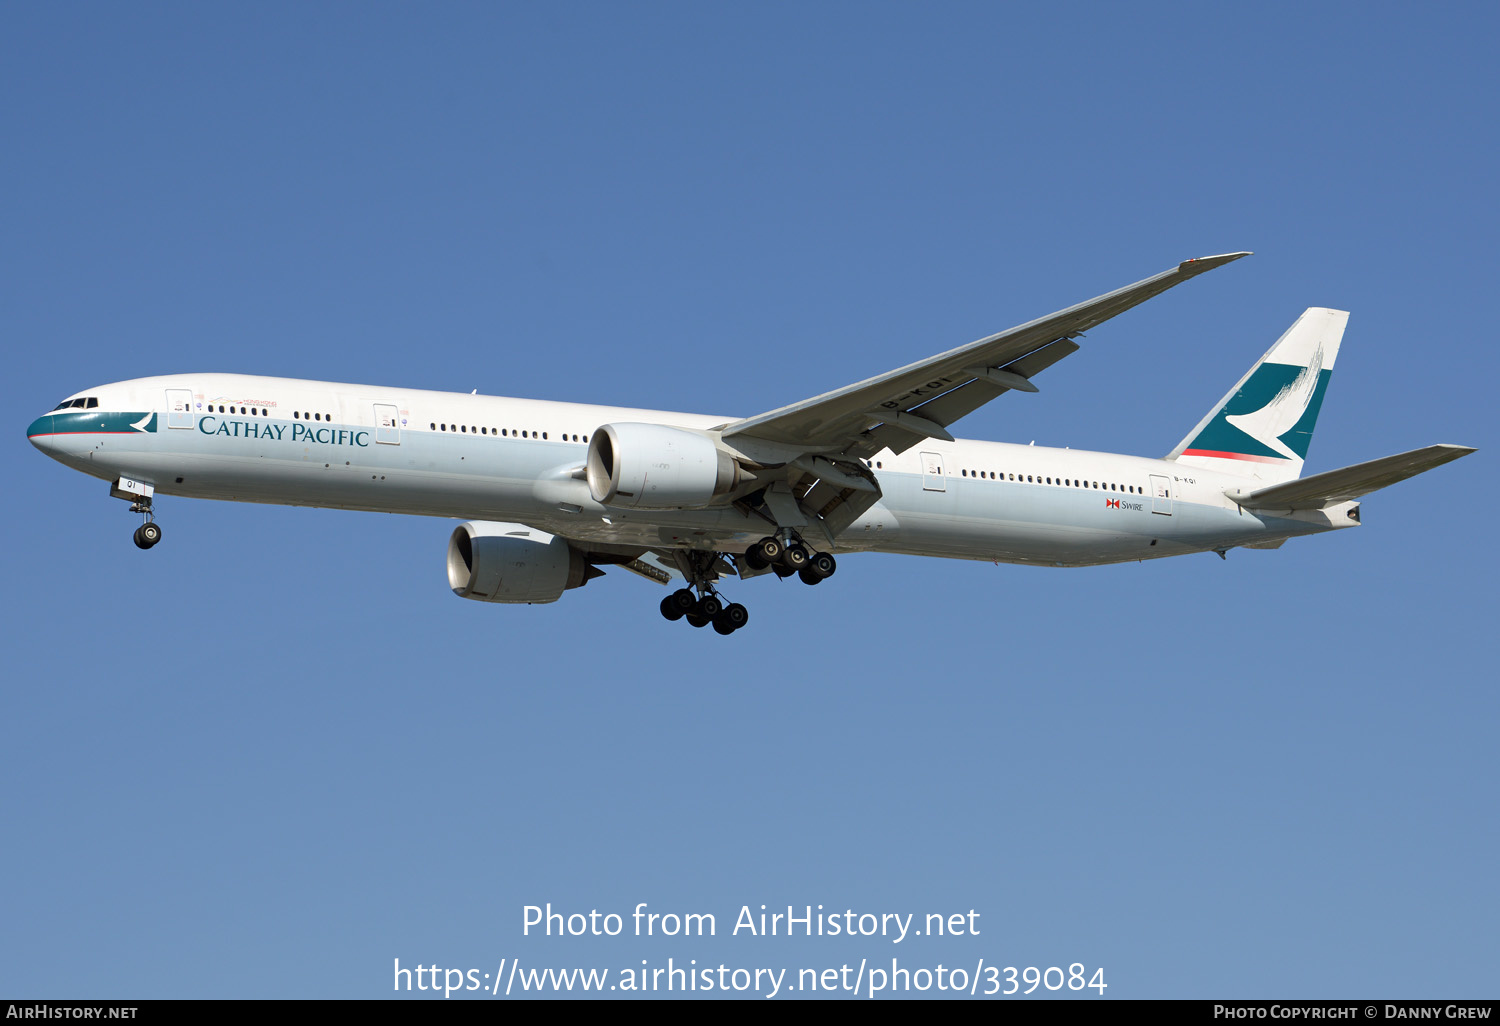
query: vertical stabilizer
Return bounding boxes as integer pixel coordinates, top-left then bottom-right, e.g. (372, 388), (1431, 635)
(1166, 307), (1347, 484)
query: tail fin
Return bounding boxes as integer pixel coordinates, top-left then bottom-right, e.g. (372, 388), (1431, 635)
(1166, 307), (1347, 483)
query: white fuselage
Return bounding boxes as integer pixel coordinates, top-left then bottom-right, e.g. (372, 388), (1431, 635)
(28, 373), (1356, 567)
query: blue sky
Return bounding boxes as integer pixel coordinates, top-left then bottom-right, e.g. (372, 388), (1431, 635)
(3, 3), (1494, 999)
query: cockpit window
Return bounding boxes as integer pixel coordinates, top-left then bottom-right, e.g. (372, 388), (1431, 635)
(86, 398), (98, 408)
(51, 397), (98, 411)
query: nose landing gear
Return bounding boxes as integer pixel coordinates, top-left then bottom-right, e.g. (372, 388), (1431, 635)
(129, 495), (161, 550)
(111, 477), (163, 550)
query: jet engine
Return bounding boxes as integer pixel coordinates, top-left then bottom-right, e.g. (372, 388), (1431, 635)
(446, 521), (598, 604)
(585, 422), (745, 509)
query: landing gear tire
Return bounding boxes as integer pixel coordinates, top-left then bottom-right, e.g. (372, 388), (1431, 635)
(660, 595), (685, 621)
(772, 564), (796, 579)
(798, 566), (822, 586)
(751, 536), (782, 566)
(667, 589), (696, 616)
(781, 544), (809, 571)
(134, 523), (161, 550)
(712, 602), (749, 634)
(695, 595), (723, 619)
(686, 613), (710, 629)
(809, 551), (836, 579)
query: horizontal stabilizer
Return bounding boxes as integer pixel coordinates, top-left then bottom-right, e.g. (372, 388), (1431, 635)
(1225, 444), (1476, 510)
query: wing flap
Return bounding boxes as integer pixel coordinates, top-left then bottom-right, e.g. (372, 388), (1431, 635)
(859, 338), (1080, 456)
(1226, 444), (1476, 510)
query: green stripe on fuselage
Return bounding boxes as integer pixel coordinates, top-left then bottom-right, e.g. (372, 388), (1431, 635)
(27, 411), (157, 436)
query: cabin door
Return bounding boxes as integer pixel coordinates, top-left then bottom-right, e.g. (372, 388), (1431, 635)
(921, 451), (946, 491)
(374, 403), (401, 445)
(1150, 474), (1173, 515)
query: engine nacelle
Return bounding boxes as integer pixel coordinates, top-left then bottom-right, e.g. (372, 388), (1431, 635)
(585, 422), (742, 509)
(446, 521), (592, 604)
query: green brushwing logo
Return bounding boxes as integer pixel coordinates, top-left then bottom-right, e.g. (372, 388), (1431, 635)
(1185, 359), (1332, 461)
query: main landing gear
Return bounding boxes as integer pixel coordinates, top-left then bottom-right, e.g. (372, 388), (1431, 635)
(130, 496), (162, 550)
(743, 534), (837, 586)
(656, 533), (838, 636)
(659, 588), (750, 636)
(658, 548), (751, 635)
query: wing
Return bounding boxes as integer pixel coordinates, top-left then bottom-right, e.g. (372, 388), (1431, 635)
(722, 252), (1251, 460)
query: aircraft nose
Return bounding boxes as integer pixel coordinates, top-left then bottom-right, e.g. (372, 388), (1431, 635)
(27, 415), (60, 454)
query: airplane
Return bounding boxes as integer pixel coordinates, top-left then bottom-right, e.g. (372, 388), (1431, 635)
(26, 252), (1475, 636)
